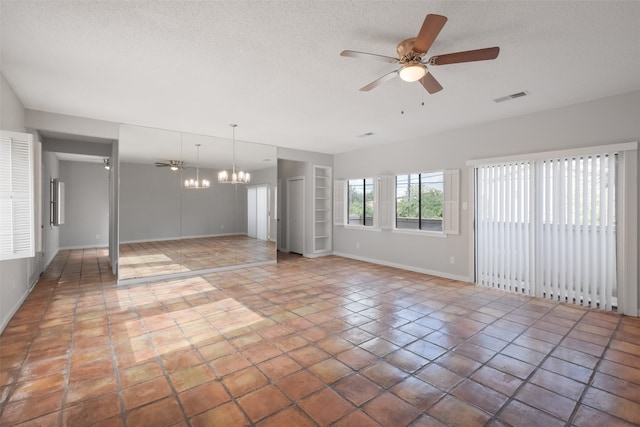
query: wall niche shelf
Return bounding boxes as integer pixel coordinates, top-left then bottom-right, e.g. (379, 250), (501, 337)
(313, 165), (332, 254)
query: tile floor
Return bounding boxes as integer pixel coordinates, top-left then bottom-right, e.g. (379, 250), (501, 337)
(1, 248), (640, 426)
(119, 236), (276, 280)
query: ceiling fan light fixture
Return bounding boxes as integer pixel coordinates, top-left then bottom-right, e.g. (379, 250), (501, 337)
(399, 62), (427, 82)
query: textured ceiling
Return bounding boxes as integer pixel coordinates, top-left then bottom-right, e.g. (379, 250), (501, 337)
(2, 1), (640, 155)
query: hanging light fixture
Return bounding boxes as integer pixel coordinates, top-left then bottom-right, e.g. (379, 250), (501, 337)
(184, 144), (210, 189)
(218, 124), (250, 184)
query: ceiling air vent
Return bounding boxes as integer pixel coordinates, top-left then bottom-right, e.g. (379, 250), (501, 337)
(494, 91), (529, 103)
(358, 132), (375, 138)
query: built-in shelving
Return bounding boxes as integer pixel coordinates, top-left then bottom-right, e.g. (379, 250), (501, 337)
(313, 165), (332, 254)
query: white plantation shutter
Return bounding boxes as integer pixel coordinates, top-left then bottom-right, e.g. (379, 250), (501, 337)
(0, 131), (35, 260)
(443, 169), (460, 235)
(333, 180), (346, 225)
(377, 175), (395, 229)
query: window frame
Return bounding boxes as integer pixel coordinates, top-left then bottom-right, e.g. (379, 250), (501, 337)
(346, 177), (375, 227)
(394, 170), (445, 234)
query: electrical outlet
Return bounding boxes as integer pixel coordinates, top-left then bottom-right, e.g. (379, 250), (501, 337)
(356, 242), (360, 249)
(221, 225), (224, 230)
(449, 256), (455, 264)
(96, 234), (100, 240)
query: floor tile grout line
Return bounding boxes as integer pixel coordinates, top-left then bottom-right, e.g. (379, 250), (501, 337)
(565, 313), (624, 426)
(484, 305), (595, 426)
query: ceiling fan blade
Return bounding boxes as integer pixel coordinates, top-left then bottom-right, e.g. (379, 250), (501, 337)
(154, 162), (169, 167)
(428, 46), (500, 65)
(419, 72), (443, 94)
(412, 14), (448, 54)
(340, 50), (399, 63)
(359, 71), (398, 91)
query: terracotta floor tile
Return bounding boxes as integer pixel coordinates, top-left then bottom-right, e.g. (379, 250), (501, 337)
(257, 355), (301, 380)
(572, 404), (638, 427)
(529, 368), (586, 401)
(427, 394), (492, 426)
(390, 376), (444, 410)
(222, 366), (268, 397)
(276, 370), (325, 401)
(308, 358), (353, 384)
(208, 353), (251, 377)
(541, 357), (593, 383)
(299, 388), (353, 425)
(581, 387), (640, 425)
(471, 365), (522, 396)
(122, 376), (172, 410)
(159, 349), (203, 373)
(515, 383), (576, 420)
(256, 407), (315, 427)
(3, 249), (639, 427)
(178, 381), (230, 417)
(0, 389), (62, 425)
(488, 354), (537, 380)
(417, 363), (464, 391)
(63, 392), (121, 426)
(451, 379), (508, 414)
(65, 375), (118, 404)
(237, 385), (290, 422)
(119, 361), (164, 388)
(359, 337), (399, 357)
(364, 391), (422, 426)
(333, 374), (382, 406)
(362, 361), (408, 388)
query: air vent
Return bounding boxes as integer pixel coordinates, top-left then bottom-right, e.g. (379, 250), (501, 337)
(494, 91), (529, 103)
(358, 132), (375, 138)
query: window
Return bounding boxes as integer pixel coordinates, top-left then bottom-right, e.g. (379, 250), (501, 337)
(0, 131), (35, 261)
(395, 172), (444, 231)
(347, 178), (374, 226)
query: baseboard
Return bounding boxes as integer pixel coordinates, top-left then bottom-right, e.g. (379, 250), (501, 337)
(0, 286), (30, 335)
(58, 244), (109, 250)
(304, 251), (333, 259)
(332, 252), (472, 283)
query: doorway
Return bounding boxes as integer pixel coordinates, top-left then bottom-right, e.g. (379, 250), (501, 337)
(247, 185), (269, 241)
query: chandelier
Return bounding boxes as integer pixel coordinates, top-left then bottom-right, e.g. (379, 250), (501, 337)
(184, 143), (210, 189)
(218, 124), (250, 184)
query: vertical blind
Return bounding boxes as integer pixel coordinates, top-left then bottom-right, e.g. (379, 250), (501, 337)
(475, 152), (617, 310)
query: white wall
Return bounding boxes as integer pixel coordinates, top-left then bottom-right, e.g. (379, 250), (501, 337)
(58, 160), (110, 249)
(334, 90), (639, 313)
(42, 151), (60, 267)
(0, 72), (32, 332)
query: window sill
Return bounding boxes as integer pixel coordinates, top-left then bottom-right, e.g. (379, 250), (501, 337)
(392, 228), (447, 238)
(343, 225), (381, 232)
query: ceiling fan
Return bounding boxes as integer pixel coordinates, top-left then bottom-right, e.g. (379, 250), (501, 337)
(154, 160), (184, 171)
(340, 14), (499, 93)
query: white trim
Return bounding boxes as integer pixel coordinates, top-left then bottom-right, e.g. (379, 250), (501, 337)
(0, 286), (31, 334)
(333, 251), (471, 283)
(391, 228), (447, 238)
(344, 225), (381, 232)
(466, 141), (638, 166)
(304, 251), (333, 259)
(59, 244), (109, 250)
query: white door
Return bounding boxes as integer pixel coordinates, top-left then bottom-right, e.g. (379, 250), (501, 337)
(247, 185), (269, 241)
(287, 177), (304, 254)
(256, 186), (268, 241)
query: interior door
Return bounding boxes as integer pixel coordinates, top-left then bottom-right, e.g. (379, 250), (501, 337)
(247, 187), (257, 238)
(287, 177), (304, 254)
